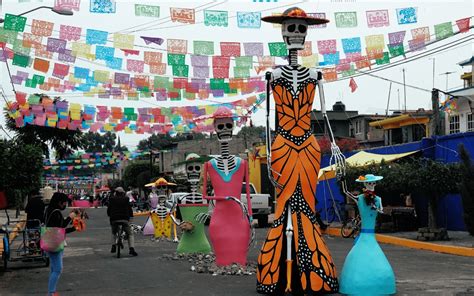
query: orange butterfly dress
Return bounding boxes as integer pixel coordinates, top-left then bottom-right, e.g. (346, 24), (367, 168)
(257, 68), (338, 294)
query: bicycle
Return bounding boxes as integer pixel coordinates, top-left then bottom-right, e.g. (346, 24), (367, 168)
(341, 214), (361, 239)
(113, 222), (128, 258)
(324, 200), (345, 224)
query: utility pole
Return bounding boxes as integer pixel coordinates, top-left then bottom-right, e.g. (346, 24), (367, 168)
(385, 82), (392, 117)
(431, 89), (440, 136)
(402, 68), (407, 112)
(429, 58), (436, 89)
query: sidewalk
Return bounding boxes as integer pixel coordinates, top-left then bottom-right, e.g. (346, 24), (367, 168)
(323, 225), (474, 257)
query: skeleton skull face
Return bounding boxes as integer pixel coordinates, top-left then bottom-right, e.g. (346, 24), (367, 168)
(214, 117), (234, 142)
(281, 19), (308, 51)
(186, 162), (201, 183)
(365, 182), (377, 192)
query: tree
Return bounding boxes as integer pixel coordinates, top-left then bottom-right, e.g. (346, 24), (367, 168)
(122, 161), (160, 189)
(81, 131), (117, 153)
(136, 133), (206, 151)
(0, 139), (43, 208)
(5, 94), (83, 159)
(459, 144), (474, 236)
(341, 158), (461, 233)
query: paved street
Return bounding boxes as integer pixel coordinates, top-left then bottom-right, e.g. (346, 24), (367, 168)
(1, 208), (474, 296)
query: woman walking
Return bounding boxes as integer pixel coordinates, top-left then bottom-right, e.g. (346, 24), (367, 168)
(44, 192), (76, 296)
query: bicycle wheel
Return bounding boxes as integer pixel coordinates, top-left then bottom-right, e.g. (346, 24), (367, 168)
(326, 207), (336, 224)
(341, 219), (356, 238)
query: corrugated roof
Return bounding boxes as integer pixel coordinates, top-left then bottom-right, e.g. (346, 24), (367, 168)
(459, 56), (474, 67)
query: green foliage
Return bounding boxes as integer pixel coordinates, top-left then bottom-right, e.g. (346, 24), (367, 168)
(341, 157), (461, 229)
(136, 132), (206, 151)
(0, 139), (43, 208)
(236, 126), (265, 139)
(5, 95), (83, 159)
(80, 131), (117, 153)
(459, 144), (474, 236)
(122, 161), (160, 189)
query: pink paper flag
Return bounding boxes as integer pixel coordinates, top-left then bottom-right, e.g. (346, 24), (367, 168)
(456, 17), (470, 33)
(220, 42), (241, 57)
(59, 25), (82, 41)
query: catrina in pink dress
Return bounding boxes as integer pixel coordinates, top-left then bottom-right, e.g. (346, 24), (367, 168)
(202, 106), (252, 266)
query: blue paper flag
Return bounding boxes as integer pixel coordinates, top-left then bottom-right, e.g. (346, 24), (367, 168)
(74, 67), (90, 79)
(341, 37), (361, 53)
(95, 46), (115, 60)
(323, 52), (340, 65)
(105, 57), (123, 70)
(86, 29), (109, 45)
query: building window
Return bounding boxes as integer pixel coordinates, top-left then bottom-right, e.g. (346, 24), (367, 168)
(449, 115), (460, 134)
(355, 121), (361, 134)
(468, 113), (474, 132)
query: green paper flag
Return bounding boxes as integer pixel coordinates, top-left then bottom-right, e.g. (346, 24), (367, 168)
(25, 79), (36, 88)
(3, 14), (27, 32)
(375, 52), (390, 65)
(184, 91), (196, 100)
(12, 53), (29, 67)
(28, 94), (41, 104)
(32, 74), (45, 85)
(0, 28), (19, 44)
(204, 10), (228, 27)
(388, 44), (405, 58)
(167, 53), (186, 65)
(268, 42), (287, 57)
(234, 67), (250, 78)
(434, 22), (454, 40)
(154, 77), (170, 88)
(235, 56), (253, 68)
(135, 4), (160, 18)
(172, 64), (189, 77)
(210, 78), (225, 90)
(193, 41), (214, 55)
(13, 38), (31, 55)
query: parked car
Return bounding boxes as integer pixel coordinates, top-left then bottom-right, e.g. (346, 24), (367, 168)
(241, 183), (272, 228)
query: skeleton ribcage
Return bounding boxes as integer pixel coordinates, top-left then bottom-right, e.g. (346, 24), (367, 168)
(154, 206), (168, 219)
(214, 155), (236, 172)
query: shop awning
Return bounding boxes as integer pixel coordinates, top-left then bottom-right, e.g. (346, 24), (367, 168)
(318, 150), (419, 180)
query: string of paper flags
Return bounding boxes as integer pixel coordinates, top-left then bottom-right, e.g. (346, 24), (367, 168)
(6, 92), (265, 135)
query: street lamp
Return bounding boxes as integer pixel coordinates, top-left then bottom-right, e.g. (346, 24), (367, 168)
(0, 6), (73, 23)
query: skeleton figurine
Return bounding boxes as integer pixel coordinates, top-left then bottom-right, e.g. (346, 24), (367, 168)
(257, 8), (340, 294)
(339, 174), (396, 295)
(143, 178), (179, 242)
(201, 107), (253, 266)
(172, 153), (212, 254)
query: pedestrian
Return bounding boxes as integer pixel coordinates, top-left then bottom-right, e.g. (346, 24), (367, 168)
(44, 192), (77, 296)
(25, 189), (45, 229)
(107, 187), (138, 256)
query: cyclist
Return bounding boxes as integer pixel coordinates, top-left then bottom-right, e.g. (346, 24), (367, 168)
(107, 187), (138, 256)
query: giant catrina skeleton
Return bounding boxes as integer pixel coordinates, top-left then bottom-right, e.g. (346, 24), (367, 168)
(257, 7), (347, 295)
(201, 107), (253, 266)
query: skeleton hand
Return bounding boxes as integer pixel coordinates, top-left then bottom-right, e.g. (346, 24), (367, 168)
(179, 221), (195, 232)
(225, 196), (250, 219)
(195, 213), (211, 224)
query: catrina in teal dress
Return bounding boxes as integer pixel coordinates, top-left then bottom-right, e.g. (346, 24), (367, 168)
(339, 194), (396, 295)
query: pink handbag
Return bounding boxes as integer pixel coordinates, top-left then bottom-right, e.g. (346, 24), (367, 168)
(40, 209), (66, 252)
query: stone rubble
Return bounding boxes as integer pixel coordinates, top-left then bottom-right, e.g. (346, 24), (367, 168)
(161, 253), (257, 276)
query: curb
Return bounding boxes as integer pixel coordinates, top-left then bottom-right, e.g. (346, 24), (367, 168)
(322, 227), (474, 258)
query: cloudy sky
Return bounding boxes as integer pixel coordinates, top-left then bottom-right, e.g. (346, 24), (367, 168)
(0, 0), (472, 149)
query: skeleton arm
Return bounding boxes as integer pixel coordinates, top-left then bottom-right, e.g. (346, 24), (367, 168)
(195, 162), (212, 224)
(265, 71), (283, 190)
(316, 72), (351, 197)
